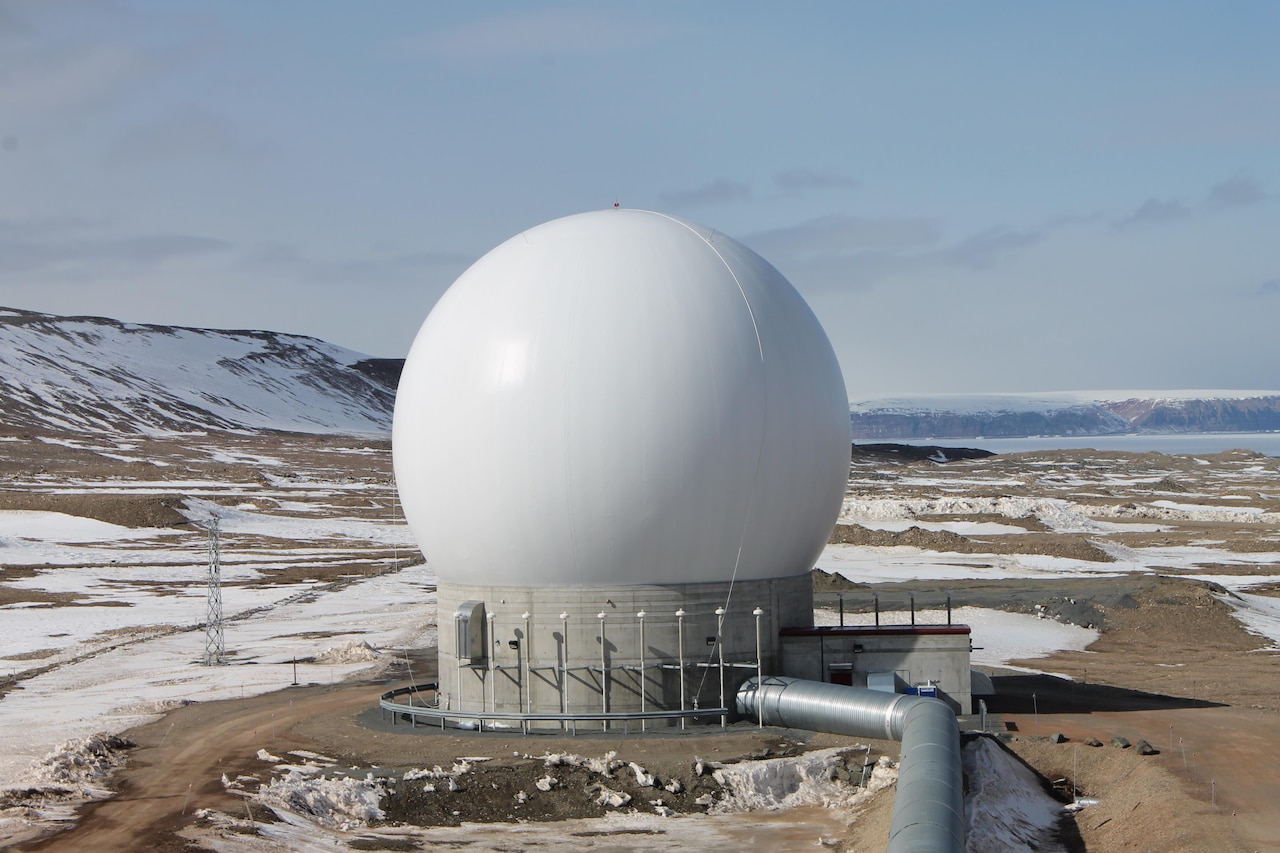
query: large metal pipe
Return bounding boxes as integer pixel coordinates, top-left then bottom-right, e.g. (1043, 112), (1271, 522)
(736, 676), (964, 853)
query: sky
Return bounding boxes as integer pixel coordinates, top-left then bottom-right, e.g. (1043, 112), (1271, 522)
(1, 1), (1278, 399)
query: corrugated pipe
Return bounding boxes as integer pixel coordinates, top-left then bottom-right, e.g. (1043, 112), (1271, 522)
(736, 676), (964, 853)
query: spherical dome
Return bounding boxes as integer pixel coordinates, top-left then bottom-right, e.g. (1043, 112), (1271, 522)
(393, 209), (849, 587)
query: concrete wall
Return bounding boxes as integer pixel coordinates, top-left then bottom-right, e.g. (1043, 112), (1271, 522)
(779, 625), (973, 714)
(436, 575), (812, 727)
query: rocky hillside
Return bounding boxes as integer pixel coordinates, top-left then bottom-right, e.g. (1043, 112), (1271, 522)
(0, 307), (399, 436)
(850, 392), (1280, 439)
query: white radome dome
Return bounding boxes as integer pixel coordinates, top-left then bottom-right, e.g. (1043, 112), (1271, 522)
(393, 209), (849, 587)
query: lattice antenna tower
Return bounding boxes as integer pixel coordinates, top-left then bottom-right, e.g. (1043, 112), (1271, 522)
(390, 473), (400, 573)
(203, 515), (226, 665)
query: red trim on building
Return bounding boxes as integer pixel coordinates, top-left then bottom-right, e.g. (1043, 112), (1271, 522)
(780, 624), (971, 638)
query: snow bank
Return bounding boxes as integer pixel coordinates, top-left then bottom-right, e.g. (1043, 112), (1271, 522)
(1094, 501), (1280, 525)
(7, 734), (133, 800)
(314, 640), (384, 665)
(256, 770), (385, 830)
(709, 747), (881, 813)
(842, 496), (1106, 534)
(1217, 591), (1280, 648)
(963, 737), (1066, 853)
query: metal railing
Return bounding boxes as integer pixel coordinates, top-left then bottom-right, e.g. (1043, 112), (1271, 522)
(379, 683), (728, 735)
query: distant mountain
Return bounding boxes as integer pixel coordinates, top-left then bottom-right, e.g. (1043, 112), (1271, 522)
(0, 307), (401, 436)
(850, 392), (1280, 439)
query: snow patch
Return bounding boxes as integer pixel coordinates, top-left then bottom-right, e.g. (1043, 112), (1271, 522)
(256, 770), (385, 830)
(314, 640), (384, 664)
(709, 747), (880, 813)
(963, 736), (1066, 852)
(8, 734), (133, 800)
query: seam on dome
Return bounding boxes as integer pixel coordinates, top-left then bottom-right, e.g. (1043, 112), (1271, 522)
(639, 210), (765, 364)
(637, 209), (768, 624)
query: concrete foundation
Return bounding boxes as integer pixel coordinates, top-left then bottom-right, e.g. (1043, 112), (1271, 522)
(436, 575), (813, 728)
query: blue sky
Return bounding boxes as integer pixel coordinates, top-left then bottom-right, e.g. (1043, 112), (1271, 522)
(2, 1), (1277, 398)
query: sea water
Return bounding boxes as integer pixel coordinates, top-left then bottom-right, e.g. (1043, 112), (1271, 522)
(889, 432), (1280, 457)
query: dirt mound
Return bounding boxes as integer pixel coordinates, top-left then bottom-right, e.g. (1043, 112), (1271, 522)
(850, 443), (994, 464)
(380, 753), (729, 825)
(0, 492), (188, 529)
(829, 523), (1113, 562)
(1007, 735), (1235, 851)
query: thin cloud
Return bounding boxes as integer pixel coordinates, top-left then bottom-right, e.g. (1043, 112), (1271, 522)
(1259, 279), (1280, 297)
(389, 7), (677, 62)
(1205, 176), (1267, 209)
(755, 215), (1056, 294)
(0, 0), (154, 117)
(0, 217), (228, 276)
(746, 214), (940, 259)
(659, 179), (752, 209)
(1116, 197), (1193, 228)
(102, 107), (268, 168)
(935, 226), (1043, 271)
(773, 168), (858, 194)
(1116, 178), (1270, 229)
(235, 241), (473, 286)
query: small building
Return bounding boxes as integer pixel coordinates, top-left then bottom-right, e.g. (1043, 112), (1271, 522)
(779, 624), (973, 714)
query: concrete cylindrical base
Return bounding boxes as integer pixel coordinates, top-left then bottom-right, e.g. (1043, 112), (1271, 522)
(436, 575), (813, 728)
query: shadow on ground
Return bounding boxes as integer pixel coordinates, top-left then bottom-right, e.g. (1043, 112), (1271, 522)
(987, 673), (1225, 716)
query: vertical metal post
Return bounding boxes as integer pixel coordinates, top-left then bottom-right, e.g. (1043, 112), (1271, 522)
(487, 612), (496, 714)
(752, 607), (764, 728)
(637, 610), (647, 731)
(675, 608), (687, 730)
(522, 612), (531, 716)
(838, 593), (844, 627)
(874, 593), (880, 626)
(946, 593), (952, 625)
(715, 607), (726, 729)
(910, 592), (915, 626)
(559, 612), (569, 725)
(598, 611), (607, 728)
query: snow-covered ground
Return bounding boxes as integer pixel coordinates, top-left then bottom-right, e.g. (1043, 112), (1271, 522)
(6, 482), (1279, 800)
(4, 441), (1279, 849)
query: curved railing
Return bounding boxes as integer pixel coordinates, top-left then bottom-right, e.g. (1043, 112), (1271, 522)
(379, 683), (728, 735)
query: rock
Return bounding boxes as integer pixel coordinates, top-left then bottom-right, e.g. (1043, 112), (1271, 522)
(1136, 739), (1159, 755)
(694, 793), (716, 807)
(1050, 733), (1067, 744)
(629, 762), (656, 787)
(1084, 737), (1104, 747)
(595, 786), (631, 808)
(1111, 736), (1131, 749)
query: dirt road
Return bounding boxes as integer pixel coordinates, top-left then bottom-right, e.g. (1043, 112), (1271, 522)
(14, 681), (379, 853)
(15, 671), (847, 852)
